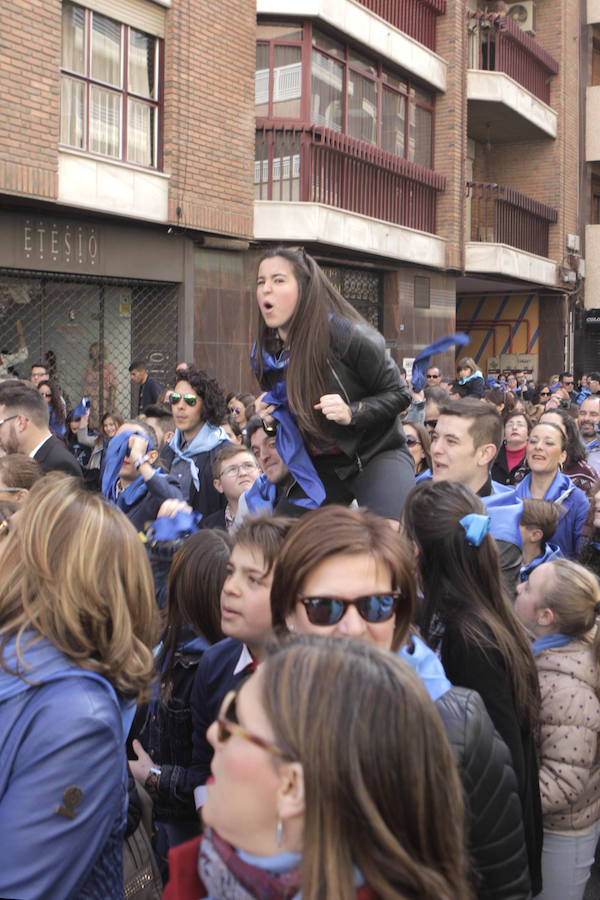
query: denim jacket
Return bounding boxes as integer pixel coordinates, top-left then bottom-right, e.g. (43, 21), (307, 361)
(133, 631), (209, 824)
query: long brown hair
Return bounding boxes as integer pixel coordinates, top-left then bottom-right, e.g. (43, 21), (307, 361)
(270, 505), (416, 652)
(157, 529), (231, 699)
(254, 247), (365, 444)
(402, 480), (540, 731)
(0, 474), (158, 702)
(262, 635), (471, 900)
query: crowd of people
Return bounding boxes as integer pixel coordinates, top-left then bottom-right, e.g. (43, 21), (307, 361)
(1, 247), (600, 899)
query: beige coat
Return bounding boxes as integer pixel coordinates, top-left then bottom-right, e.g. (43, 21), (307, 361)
(537, 638), (600, 830)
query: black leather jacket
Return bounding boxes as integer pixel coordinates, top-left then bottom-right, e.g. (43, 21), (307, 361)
(261, 316), (411, 478)
(436, 687), (532, 900)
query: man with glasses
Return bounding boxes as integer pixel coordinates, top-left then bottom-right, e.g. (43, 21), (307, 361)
(559, 372), (575, 396)
(0, 381), (82, 478)
(425, 366), (442, 383)
(202, 443), (260, 531)
(232, 415), (294, 528)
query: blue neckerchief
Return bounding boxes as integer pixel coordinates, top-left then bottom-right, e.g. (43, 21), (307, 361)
(520, 542), (563, 582)
(587, 438), (600, 451)
(459, 368), (484, 386)
(250, 343), (289, 376)
(590, 541), (600, 551)
(515, 470), (572, 504)
(147, 509), (203, 541)
(415, 467), (432, 483)
(169, 423), (229, 490)
(409, 333), (470, 392)
(102, 429), (154, 502)
(576, 387), (591, 406)
(49, 409), (66, 437)
(116, 474), (146, 511)
(244, 473), (279, 515)
(531, 633), (572, 656)
(261, 381), (326, 509)
(399, 634), (452, 700)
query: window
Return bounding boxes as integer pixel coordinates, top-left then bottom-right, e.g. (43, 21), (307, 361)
(414, 276), (430, 309)
(256, 22), (434, 167)
(61, 2), (161, 168)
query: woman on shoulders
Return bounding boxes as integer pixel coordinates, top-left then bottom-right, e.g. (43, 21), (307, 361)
(514, 422), (590, 557)
(456, 357), (485, 399)
(253, 247), (413, 523)
(0, 473), (157, 899)
(515, 559), (600, 900)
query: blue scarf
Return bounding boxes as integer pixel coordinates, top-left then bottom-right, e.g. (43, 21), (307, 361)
(101, 429), (154, 503)
(531, 633), (572, 656)
(253, 347), (326, 509)
(244, 473), (279, 515)
(459, 368), (484, 386)
(169, 422), (229, 490)
(147, 509), (203, 541)
(410, 333), (470, 392)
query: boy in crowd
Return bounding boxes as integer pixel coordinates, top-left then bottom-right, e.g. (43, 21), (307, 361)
(189, 516), (294, 809)
(519, 498), (562, 583)
(202, 444), (260, 531)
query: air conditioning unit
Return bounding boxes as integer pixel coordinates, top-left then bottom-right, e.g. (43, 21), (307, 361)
(506, 1), (536, 36)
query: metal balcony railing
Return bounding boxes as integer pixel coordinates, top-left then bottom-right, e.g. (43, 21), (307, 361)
(256, 122), (446, 235)
(467, 181), (558, 257)
(355, 0), (446, 51)
(467, 12), (558, 104)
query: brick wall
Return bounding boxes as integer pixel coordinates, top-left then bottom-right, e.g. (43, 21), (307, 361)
(0, 0), (61, 200)
(163, 0), (255, 239)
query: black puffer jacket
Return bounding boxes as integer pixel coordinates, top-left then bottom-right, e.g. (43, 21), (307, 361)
(436, 687), (532, 900)
(261, 316), (411, 478)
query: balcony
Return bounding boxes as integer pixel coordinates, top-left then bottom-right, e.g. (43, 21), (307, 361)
(466, 181), (558, 285)
(254, 122), (446, 266)
(355, 0), (446, 51)
(467, 12), (558, 142)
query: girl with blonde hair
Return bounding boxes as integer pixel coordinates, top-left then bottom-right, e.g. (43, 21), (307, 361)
(0, 474), (158, 899)
(515, 559), (600, 900)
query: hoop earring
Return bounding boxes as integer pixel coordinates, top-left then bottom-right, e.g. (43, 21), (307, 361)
(275, 818), (284, 847)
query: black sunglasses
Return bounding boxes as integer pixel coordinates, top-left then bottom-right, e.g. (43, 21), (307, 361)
(298, 591), (400, 626)
(261, 419), (278, 438)
(405, 435), (421, 446)
(424, 419), (438, 429)
(169, 392), (198, 407)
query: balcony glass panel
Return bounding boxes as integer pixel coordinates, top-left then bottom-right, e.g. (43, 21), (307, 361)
(311, 49), (343, 132)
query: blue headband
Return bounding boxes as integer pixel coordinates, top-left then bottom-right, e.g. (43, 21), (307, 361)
(459, 513), (490, 547)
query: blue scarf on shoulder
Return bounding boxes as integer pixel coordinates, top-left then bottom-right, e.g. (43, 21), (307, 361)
(169, 423), (229, 490)
(252, 346), (326, 509)
(102, 429), (154, 507)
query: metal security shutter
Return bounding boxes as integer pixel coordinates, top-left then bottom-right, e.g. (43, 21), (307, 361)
(0, 269), (178, 425)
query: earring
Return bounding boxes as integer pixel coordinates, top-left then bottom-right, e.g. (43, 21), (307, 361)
(286, 620), (295, 633)
(275, 818), (284, 847)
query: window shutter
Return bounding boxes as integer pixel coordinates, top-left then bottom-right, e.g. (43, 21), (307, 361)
(78, 0), (166, 37)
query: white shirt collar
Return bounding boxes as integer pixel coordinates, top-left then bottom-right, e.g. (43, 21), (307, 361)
(29, 434), (52, 458)
(233, 643), (254, 675)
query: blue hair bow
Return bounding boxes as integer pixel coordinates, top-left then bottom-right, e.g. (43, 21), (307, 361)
(459, 513), (490, 547)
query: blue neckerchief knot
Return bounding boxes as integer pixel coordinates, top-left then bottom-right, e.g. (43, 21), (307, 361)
(460, 513), (491, 547)
(169, 422), (229, 490)
(147, 509), (203, 542)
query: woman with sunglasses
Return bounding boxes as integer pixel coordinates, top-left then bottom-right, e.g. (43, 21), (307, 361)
(536, 384), (552, 406)
(253, 248), (413, 524)
(402, 480), (543, 894)
(162, 366), (232, 517)
(225, 392), (255, 434)
(402, 421), (432, 480)
(37, 378), (66, 438)
(268, 504), (532, 900)
(166, 636), (471, 900)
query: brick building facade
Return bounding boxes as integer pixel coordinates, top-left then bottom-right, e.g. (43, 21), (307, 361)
(0, 0), (592, 404)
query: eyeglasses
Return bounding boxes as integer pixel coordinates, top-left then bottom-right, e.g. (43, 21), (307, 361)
(216, 690), (290, 758)
(169, 392), (198, 407)
(219, 461), (259, 478)
(298, 591), (401, 626)
(0, 414), (18, 428)
(0, 486), (25, 493)
(424, 419), (438, 429)
(261, 419), (278, 438)
(405, 435), (421, 447)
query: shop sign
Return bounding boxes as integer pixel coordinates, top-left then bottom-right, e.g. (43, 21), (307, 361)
(18, 218), (100, 270)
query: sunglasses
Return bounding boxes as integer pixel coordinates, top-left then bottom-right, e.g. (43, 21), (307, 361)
(169, 392), (198, 407)
(261, 419), (278, 438)
(424, 419), (438, 429)
(405, 435), (421, 446)
(216, 690), (290, 758)
(539, 391), (550, 397)
(425, 374), (440, 379)
(228, 405), (243, 415)
(298, 591), (401, 626)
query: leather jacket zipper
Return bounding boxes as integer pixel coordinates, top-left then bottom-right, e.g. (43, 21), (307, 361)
(327, 361), (363, 472)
